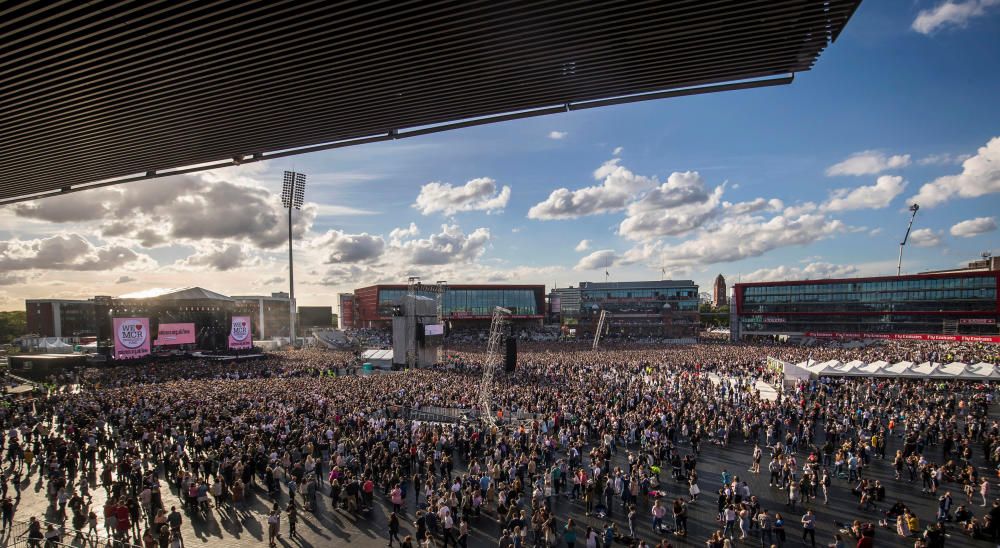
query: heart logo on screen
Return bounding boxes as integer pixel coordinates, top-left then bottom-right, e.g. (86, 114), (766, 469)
(135, 325), (142, 331)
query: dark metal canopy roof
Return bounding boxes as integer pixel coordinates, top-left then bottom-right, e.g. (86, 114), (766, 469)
(0, 0), (861, 205)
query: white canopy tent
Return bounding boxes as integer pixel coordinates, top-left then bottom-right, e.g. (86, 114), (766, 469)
(807, 361), (842, 376)
(971, 363), (1000, 380)
(783, 361), (812, 383)
(38, 338), (73, 354)
(837, 362), (869, 376)
(859, 362), (886, 375)
(940, 362), (969, 377)
(811, 359), (999, 380)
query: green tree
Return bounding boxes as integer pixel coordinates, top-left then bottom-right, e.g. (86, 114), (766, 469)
(698, 304), (730, 328)
(0, 311), (27, 344)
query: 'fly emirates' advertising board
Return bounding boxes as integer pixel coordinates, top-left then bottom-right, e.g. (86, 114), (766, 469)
(113, 317), (151, 359)
(228, 316), (253, 350)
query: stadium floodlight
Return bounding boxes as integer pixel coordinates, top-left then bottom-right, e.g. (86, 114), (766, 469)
(281, 171), (307, 347)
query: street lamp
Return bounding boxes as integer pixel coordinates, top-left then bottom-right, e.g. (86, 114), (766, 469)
(281, 171), (307, 347)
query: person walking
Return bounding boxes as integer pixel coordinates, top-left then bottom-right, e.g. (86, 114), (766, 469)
(757, 509), (773, 548)
(801, 509), (816, 548)
(286, 501), (297, 538)
(388, 511), (402, 547)
(564, 518), (577, 548)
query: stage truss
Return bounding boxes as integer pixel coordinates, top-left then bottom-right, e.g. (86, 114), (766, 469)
(479, 306), (511, 428)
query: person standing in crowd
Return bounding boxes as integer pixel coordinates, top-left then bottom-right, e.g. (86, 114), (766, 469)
(267, 504), (281, 547)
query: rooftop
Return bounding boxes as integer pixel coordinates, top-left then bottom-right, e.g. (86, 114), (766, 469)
(0, 0), (860, 204)
(118, 287), (233, 301)
(580, 280), (697, 290)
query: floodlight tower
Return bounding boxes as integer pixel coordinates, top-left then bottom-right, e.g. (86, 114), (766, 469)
(896, 203), (919, 276)
(281, 171), (307, 347)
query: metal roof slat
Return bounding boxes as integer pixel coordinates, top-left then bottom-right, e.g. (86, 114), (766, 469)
(0, 2), (844, 150)
(0, 0), (861, 201)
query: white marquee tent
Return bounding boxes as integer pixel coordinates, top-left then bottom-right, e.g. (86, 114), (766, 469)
(796, 358), (1000, 381)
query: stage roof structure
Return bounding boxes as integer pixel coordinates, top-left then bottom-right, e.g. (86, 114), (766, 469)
(118, 287), (234, 302)
(0, 0), (861, 205)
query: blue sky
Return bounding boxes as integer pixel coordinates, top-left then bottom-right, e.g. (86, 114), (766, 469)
(0, 1), (998, 309)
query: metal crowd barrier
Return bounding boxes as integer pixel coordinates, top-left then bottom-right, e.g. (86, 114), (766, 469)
(7, 519), (142, 548)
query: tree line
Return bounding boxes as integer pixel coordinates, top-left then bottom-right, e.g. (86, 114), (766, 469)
(0, 311), (26, 344)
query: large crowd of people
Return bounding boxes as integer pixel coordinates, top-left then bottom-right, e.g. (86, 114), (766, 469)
(1, 338), (999, 547)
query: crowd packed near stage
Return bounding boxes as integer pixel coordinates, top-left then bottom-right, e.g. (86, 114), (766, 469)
(1, 338), (999, 547)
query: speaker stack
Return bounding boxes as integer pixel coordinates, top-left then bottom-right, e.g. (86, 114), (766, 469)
(504, 336), (517, 372)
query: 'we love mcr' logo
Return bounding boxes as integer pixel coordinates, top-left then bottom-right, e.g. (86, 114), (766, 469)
(117, 319), (148, 349)
(231, 319), (249, 341)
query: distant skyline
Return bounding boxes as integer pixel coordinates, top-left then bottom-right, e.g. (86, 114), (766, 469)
(0, 1), (998, 312)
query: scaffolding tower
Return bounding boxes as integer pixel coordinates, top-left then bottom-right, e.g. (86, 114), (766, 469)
(592, 309), (609, 350)
(480, 306), (511, 428)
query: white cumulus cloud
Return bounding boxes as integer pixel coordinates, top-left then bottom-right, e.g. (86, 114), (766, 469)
(909, 136), (1000, 206)
(527, 159), (655, 220)
(618, 180), (723, 241)
(12, 175), (316, 250)
(909, 228), (942, 247)
(823, 175), (907, 211)
(179, 243), (261, 271)
(413, 177), (511, 216)
(912, 0), (1000, 34)
(574, 249), (618, 271)
(743, 262), (860, 283)
(314, 230), (386, 263)
(723, 198), (784, 216)
(654, 213), (845, 269)
(396, 224), (491, 265)
(575, 239), (591, 252)
(0, 234), (155, 272)
(389, 223), (420, 242)
(918, 152), (972, 166)
(548, 131), (568, 140)
(825, 151), (911, 176)
(950, 216), (998, 237)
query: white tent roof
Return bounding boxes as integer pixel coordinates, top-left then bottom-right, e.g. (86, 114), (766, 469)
(808, 359), (998, 381)
(836, 363), (869, 376)
(808, 362), (842, 376)
(912, 362), (941, 377)
(940, 362), (969, 377)
(859, 362), (886, 375)
(970, 363), (1000, 379)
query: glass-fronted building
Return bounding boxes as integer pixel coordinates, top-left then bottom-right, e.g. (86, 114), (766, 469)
(733, 271), (1000, 342)
(350, 284), (545, 328)
(577, 280), (699, 339)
